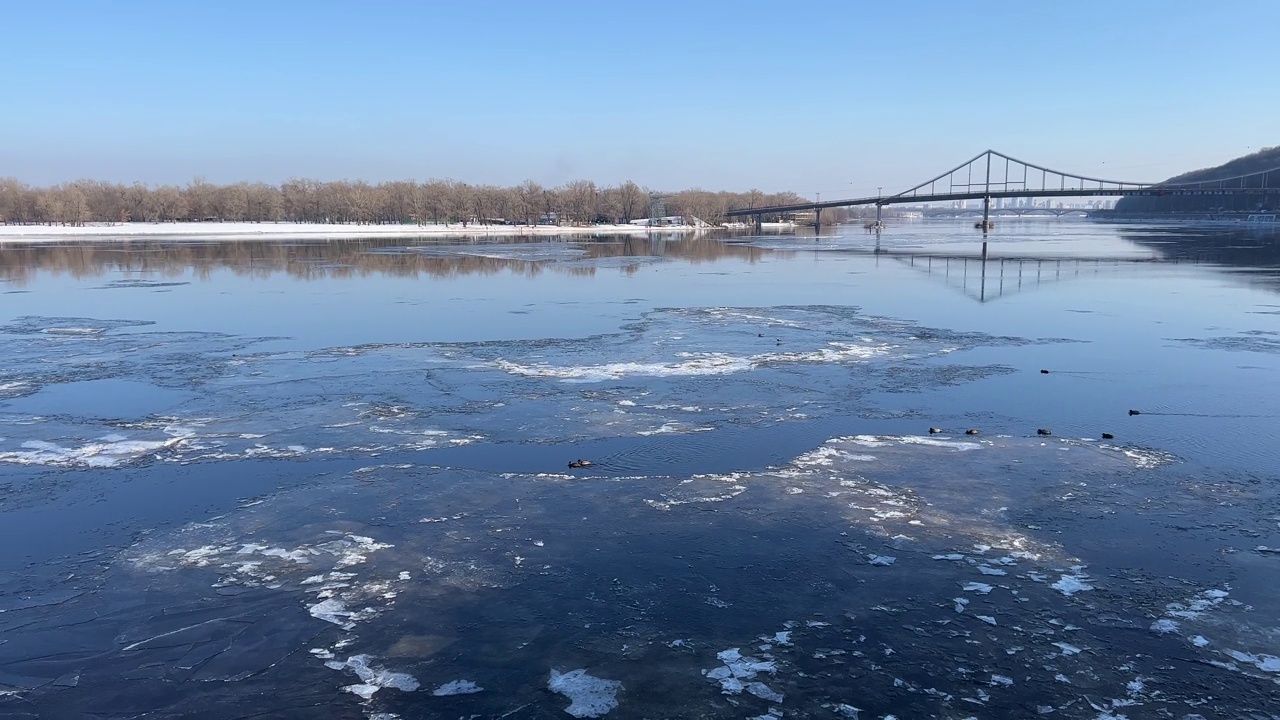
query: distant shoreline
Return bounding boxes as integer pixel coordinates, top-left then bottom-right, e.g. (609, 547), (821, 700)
(0, 221), (711, 244)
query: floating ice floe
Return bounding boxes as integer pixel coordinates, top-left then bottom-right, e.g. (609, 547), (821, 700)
(325, 654), (419, 699)
(1116, 446), (1177, 469)
(1224, 650), (1280, 673)
(1149, 619), (1180, 634)
(548, 669), (623, 718)
(976, 615), (997, 626)
(309, 599), (360, 630)
(1053, 642), (1083, 656)
(840, 434), (982, 451)
(1165, 589), (1230, 619)
(962, 582), (994, 595)
(0, 432), (191, 468)
(705, 647), (778, 695)
(868, 555), (896, 566)
(745, 681), (784, 702)
(432, 679), (483, 696)
(1049, 573), (1094, 596)
(990, 674), (1014, 686)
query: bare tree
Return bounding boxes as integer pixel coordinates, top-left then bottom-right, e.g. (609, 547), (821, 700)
(184, 177), (216, 220)
(616, 181), (645, 223)
(562, 180), (597, 224)
(516, 180), (543, 225)
(445, 182), (474, 224)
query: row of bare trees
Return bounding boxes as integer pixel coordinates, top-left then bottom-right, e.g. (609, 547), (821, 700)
(0, 177), (815, 227)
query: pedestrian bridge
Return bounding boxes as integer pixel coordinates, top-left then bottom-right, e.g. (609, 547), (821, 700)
(726, 150), (1280, 228)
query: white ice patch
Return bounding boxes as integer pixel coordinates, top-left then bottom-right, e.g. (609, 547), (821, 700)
(705, 647), (778, 696)
(991, 674), (1014, 686)
(0, 431), (190, 468)
(868, 555), (896, 566)
(309, 599), (358, 630)
(1165, 588), (1230, 619)
(261, 547), (312, 564)
(636, 422), (714, 436)
(1050, 574), (1094, 596)
(897, 435), (984, 451)
(1053, 642), (1083, 656)
(432, 679), (483, 696)
(794, 446), (846, 467)
(977, 615), (997, 626)
(1117, 446), (1177, 469)
(1224, 650), (1280, 673)
(495, 355), (753, 382)
(963, 582), (994, 594)
(976, 565), (1007, 576)
(548, 669), (623, 718)
(745, 681), (784, 702)
(495, 341), (888, 383)
(327, 655), (419, 699)
(1149, 619), (1180, 634)
(840, 434), (981, 451)
(1190, 635), (1210, 648)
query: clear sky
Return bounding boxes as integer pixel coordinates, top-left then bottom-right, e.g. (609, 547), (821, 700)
(1, 0), (1276, 195)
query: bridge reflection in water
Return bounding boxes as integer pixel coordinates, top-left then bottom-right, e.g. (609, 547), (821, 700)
(864, 248), (1159, 303)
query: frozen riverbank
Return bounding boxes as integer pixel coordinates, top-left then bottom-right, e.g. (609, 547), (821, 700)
(0, 221), (706, 244)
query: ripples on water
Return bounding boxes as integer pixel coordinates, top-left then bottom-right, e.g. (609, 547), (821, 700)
(2, 222), (1280, 718)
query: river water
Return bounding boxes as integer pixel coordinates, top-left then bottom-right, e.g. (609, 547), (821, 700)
(1, 220), (1278, 719)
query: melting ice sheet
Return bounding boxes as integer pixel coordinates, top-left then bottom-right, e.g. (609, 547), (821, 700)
(5, 431), (1275, 718)
(0, 306), (1036, 463)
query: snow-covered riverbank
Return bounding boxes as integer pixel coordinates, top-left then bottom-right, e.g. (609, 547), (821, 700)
(0, 221), (706, 244)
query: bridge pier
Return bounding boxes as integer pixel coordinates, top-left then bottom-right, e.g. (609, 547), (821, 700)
(754, 214), (762, 233)
(976, 195), (994, 232)
(814, 207), (822, 234)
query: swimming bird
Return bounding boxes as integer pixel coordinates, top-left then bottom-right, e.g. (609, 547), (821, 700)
(928, 427), (943, 434)
(1128, 409), (1141, 416)
(965, 429), (980, 436)
(1040, 369), (1050, 374)
(568, 459), (594, 469)
(1101, 433), (1115, 440)
(1037, 428), (1052, 436)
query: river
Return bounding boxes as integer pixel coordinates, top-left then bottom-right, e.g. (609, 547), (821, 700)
(1, 219), (1278, 718)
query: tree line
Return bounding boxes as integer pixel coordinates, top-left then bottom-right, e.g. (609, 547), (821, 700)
(0, 176), (823, 227)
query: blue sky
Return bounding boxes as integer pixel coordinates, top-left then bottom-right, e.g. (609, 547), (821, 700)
(1, 0), (1276, 194)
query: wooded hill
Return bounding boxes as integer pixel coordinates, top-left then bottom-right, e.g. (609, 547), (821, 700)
(1114, 146), (1280, 214)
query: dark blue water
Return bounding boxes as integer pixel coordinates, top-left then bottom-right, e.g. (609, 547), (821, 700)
(2, 220), (1279, 719)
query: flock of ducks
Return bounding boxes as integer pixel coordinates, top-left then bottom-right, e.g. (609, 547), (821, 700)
(567, 369), (1135, 470)
(925, 369), (1129, 441)
(928, 427), (1116, 440)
